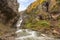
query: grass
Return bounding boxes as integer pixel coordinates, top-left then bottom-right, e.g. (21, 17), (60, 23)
(24, 19), (50, 30)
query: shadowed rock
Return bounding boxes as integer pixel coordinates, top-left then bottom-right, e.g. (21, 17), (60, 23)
(0, 0), (19, 27)
(0, 0), (19, 40)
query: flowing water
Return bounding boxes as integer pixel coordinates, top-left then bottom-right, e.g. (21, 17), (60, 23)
(15, 29), (60, 40)
(15, 14), (60, 40)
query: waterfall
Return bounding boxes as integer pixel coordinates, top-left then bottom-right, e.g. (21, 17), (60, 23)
(16, 13), (23, 31)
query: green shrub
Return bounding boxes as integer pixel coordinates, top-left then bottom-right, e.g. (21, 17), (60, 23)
(25, 20), (50, 30)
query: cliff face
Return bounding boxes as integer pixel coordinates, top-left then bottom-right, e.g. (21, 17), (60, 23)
(0, 0), (19, 38)
(0, 0), (19, 27)
(23, 0), (60, 34)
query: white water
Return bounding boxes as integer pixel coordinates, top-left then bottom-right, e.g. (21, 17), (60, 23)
(15, 14), (60, 40)
(15, 29), (60, 40)
(16, 17), (23, 30)
(16, 13), (23, 30)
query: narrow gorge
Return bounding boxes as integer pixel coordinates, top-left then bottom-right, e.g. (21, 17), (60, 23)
(0, 0), (60, 40)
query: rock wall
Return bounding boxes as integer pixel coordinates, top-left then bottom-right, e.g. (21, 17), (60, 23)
(0, 0), (19, 27)
(0, 0), (19, 39)
(23, 0), (60, 33)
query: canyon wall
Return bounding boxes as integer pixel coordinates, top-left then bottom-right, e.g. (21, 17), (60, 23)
(0, 0), (19, 27)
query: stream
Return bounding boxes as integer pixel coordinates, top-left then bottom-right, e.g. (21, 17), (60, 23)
(15, 29), (60, 40)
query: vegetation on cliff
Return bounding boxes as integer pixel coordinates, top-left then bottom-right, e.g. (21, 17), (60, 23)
(21, 0), (60, 35)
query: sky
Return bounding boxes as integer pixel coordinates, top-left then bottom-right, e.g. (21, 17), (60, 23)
(17, 0), (35, 11)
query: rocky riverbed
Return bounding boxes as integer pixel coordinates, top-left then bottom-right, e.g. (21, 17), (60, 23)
(15, 29), (60, 40)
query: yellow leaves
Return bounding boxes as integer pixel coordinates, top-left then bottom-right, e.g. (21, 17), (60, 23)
(37, 0), (45, 4)
(27, 0), (45, 13)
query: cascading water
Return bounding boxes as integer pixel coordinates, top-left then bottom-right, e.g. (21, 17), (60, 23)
(16, 13), (23, 33)
(16, 16), (23, 30)
(15, 14), (60, 40)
